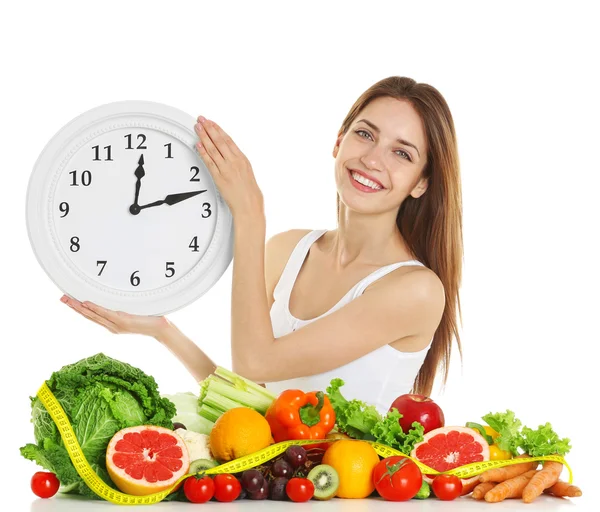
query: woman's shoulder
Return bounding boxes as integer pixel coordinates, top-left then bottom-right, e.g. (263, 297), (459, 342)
(265, 229), (314, 296)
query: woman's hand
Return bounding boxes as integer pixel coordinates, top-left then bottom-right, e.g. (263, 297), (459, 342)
(194, 116), (264, 218)
(60, 294), (171, 338)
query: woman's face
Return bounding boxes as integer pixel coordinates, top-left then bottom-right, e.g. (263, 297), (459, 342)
(333, 96), (429, 214)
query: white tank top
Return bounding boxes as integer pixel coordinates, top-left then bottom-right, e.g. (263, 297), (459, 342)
(265, 229), (433, 414)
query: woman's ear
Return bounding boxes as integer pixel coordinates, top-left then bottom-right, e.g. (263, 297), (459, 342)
(410, 176), (429, 198)
(332, 134), (343, 158)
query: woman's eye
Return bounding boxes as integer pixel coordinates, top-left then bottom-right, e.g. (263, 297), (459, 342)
(395, 149), (411, 161)
(355, 130), (411, 161)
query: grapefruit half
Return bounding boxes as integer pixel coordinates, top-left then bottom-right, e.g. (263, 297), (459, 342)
(410, 426), (490, 495)
(106, 425), (190, 496)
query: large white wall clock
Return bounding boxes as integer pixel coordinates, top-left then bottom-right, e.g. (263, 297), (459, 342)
(26, 100), (233, 316)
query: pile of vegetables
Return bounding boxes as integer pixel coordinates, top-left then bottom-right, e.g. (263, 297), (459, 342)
(21, 355), (582, 504)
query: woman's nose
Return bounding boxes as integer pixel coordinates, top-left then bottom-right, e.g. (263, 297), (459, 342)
(360, 144), (386, 172)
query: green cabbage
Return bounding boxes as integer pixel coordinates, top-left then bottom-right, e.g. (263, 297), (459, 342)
(20, 353), (176, 498)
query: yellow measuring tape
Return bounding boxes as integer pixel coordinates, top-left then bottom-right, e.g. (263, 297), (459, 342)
(37, 382), (573, 506)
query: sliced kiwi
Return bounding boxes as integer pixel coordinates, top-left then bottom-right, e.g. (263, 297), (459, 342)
(188, 458), (219, 474)
(307, 464), (339, 500)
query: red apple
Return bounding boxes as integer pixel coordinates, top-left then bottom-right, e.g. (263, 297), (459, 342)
(389, 394), (445, 434)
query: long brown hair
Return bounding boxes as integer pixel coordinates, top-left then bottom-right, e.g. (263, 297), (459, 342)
(336, 76), (463, 396)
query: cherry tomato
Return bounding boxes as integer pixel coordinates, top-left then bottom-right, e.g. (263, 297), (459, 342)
(286, 478), (315, 502)
(183, 475), (214, 503)
(432, 474), (463, 501)
(31, 471), (60, 499)
(213, 474), (242, 502)
(372, 456), (423, 501)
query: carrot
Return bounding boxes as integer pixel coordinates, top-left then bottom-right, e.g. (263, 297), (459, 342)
(522, 461), (563, 503)
(472, 482), (496, 500)
(543, 480), (582, 498)
(484, 469), (537, 503)
(479, 453), (538, 482)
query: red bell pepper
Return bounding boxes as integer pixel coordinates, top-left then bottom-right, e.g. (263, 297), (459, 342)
(265, 389), (336, 443)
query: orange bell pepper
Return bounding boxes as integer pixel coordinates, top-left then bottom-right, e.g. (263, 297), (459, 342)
(265, 389), (336, 443)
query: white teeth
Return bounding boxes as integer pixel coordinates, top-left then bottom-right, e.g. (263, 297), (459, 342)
(351, 171), (382, 190)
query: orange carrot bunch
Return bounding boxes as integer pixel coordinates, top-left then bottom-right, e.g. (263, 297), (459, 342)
(468, 455), (582, 503)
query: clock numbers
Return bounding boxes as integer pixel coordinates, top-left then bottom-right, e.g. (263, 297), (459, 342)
(97, 260), (107, 276)
(59, 202), (69, 217)
(189, 236), (199, 252)
(125, 133), (147, 150)
(130, 270), (141, 286)
(92, 145), (113, 161)
(165, 262), (175, 278)
(69, 170), (92, 186)
(190, 166), (200, 182)
(165, 143), (173, 158)
(202, 202), (212, 218)
(70, 236), (80, 252)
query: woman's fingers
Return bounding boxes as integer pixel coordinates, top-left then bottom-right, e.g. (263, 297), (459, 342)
(195, 121), (225, 165)
(61, 296), (119, 333)
(200, 119), (239, 159)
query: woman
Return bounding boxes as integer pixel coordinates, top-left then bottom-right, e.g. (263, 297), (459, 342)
(61, 76), (463, 413)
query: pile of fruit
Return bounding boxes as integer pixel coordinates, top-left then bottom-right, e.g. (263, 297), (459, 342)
(21, 354), (582, 504)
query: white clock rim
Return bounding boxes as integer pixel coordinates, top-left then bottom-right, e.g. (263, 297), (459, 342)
(26, 100), (233, 316)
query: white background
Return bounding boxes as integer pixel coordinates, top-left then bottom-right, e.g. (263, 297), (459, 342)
(2, 1), (597, 510)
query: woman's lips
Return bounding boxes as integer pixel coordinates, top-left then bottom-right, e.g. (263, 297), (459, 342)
(347, 168), (384, 193)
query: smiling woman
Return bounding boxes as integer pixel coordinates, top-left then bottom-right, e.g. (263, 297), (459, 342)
(61, 76), (463, 410)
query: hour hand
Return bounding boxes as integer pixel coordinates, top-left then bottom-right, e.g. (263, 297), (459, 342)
(129, 155), (145, 214)
(138, 190), (207, 211)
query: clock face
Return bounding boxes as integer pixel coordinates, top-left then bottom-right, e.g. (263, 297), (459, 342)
(27, 101), (233, 315)
(53, 127), (217, 292)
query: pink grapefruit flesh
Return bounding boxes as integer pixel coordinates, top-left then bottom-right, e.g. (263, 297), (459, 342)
(106, 425), (190, 496)
(411, 426), (490, 494)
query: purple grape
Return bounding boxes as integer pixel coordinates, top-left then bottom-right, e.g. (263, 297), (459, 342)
(236, 488), (248, 500)
(285, 445), (307, 468)
(241, 469), (264, 493)
(272, 458), (293, 478)
(248, 479), (269, 500)
(172, 422), (186, 430)
(269, 477), (289, 501)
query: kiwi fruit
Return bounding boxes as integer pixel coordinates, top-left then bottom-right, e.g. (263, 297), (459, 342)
(307, 464), (339, 500)
(188, 458), (219, 474)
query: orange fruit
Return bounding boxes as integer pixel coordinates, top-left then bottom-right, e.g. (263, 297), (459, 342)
(209, 407), (273, 462)
(106, 425), (190, 496)
(322, 440), (380, 499)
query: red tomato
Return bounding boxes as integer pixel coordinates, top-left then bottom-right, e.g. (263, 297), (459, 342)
(372, 456), (423, 501)
(183, 475), (215, 503)
(213, 474), (242, 502)
(432, 474), (463, 501)
(31, 471), (60, 499)
(286, 478), (315, 502)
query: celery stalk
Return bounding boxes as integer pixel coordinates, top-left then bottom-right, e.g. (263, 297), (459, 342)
(203, 389), (247, 413)
(198, 403), (223, 423)
(207, 378), (274, 414)
(215, 366), (277, 401)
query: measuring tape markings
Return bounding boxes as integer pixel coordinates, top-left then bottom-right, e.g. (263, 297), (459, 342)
(36, 382), (573, 506)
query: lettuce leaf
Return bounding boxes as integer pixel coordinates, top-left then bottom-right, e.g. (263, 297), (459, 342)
(482, 410), (523, 456)
(520, 423), (572, 456)
(326, 378), (382, 439)
(482, 410), (571, 456)
(370, 409), (425, 455)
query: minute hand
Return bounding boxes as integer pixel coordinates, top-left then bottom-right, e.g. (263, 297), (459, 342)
(139, 190), (207, 210)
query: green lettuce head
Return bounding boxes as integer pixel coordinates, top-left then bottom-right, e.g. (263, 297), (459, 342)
(20, 353), (176, 498)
